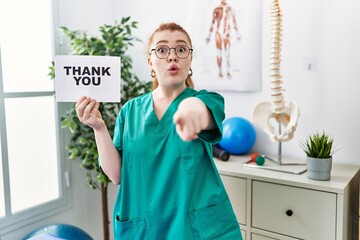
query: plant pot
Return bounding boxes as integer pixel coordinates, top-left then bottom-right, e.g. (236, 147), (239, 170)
(306, 156), (332, 180)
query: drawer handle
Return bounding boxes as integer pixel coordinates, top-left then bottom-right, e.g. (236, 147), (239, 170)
(286, 210), (293, 216)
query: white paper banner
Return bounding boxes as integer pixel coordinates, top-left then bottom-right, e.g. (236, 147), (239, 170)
(55, 55), (121, 102)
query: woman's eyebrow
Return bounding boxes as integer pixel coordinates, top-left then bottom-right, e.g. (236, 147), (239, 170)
(155, 39), (189, 46)
(155, 40), (169, 45)
(176, 40), (188, 45)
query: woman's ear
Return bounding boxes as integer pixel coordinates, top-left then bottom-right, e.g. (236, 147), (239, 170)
(148, 59), (153, 76)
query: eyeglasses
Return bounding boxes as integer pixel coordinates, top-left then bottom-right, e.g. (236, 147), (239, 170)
(150, 45), (193, 59)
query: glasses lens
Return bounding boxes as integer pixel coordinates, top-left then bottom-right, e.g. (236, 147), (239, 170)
(176, 46), (190, 59)
(155, 46), (169, 59)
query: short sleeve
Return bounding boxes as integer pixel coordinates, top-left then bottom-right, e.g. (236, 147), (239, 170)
(113, 106), (126, 153)
(195, 90), (225, 144)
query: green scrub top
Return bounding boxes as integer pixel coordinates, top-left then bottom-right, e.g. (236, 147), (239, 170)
(112, 87), (242, 240)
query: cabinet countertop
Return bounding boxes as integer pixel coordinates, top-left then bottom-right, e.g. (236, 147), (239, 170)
(214, 155), (360, 194)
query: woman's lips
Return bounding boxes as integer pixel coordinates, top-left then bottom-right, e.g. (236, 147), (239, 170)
(168, 64), (179, 74)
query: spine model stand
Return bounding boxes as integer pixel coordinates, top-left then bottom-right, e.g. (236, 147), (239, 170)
(251, 0), (300, 165)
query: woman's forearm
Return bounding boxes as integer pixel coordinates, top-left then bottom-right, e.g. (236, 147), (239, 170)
(94, 124), (122, 185)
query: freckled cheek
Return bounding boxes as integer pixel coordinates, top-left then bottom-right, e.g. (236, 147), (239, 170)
(184, 60), (192, 70)
(152, 63), (165, 75)
(151, 57), (162, 68)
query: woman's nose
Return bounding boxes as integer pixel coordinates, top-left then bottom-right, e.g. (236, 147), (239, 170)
(167, 49), (178, 62)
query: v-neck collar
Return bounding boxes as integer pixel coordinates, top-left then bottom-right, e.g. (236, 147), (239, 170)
(145, 87), (191, 126)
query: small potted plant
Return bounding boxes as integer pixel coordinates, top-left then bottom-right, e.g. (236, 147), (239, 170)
(300, 131), (337, 180)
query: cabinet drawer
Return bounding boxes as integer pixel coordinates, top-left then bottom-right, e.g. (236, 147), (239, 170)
(251, 233), (297, 240)
(251, 233), (277, 240)
(220, 175), (246, 225)
(241, 230), (246, 240)
(252, 181), (336, 240)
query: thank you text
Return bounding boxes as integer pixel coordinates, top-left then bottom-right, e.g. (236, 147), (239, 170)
(55, 55), (121, 102)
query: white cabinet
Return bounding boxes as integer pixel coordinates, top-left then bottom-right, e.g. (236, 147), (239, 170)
(253, 181), (336, 239)
(221, 175), (247, 225)
(251, 234), (281, 240)
(215, 155), (360, 240)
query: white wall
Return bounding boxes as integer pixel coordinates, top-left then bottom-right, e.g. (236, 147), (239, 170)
(64, 0), (360, 165)
(112, 0), (360, 164)
(4, 0), (359, 239)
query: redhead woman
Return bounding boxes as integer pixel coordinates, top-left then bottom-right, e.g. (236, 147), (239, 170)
(75, 22), (242, 240)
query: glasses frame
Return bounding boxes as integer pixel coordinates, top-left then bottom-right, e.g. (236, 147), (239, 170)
(150, 45), (193, 59)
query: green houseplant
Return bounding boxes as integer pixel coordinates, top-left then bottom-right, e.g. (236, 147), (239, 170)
(300, 131), (337, 180)
(49, 17), (152, 240)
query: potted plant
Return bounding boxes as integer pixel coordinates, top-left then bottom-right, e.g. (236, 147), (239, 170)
(300, 131), (338, 180)
(49, 17), (152, 240)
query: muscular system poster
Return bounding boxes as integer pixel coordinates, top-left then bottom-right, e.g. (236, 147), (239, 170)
(188, 0), (262, 92)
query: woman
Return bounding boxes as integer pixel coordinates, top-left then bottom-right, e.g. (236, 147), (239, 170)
(76, 22), (242, 240)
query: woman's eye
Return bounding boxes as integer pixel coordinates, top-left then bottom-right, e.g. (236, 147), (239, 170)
(178, 47), (186, 53)
(157, 47), (167, 53)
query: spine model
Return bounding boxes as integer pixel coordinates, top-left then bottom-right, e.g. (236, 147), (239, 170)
(269, 0), (285, 114)
(251, 0), (300, 143)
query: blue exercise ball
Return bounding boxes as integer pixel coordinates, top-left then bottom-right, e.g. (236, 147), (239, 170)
(23, 224), (93, 240)
(219, 117), (256, 155)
